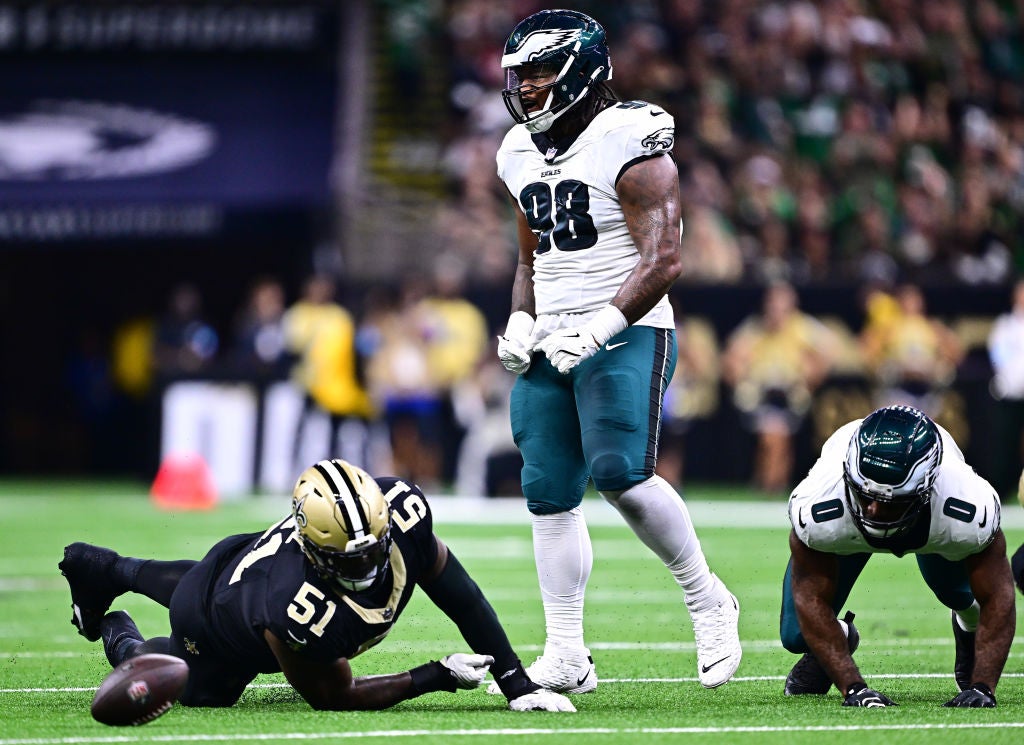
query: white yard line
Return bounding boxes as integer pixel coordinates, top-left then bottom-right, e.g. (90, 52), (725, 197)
(2, 722), (1024, 744)
(428, 497), (792, 528)
(4, 672), (1023, 694)
(0, 635), (1003, 658)
(424, 496), (1024, 530)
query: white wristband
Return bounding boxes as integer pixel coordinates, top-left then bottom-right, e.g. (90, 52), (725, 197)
(503, 311), (535, 342)
(586, 305), (628, 346)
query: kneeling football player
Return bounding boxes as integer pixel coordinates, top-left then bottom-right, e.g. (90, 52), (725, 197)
(60, 458), (574, 712)
(780, 406), (1015, 708)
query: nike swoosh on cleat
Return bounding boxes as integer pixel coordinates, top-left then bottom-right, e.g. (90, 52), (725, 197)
(605, 341), (629, 350)
(650, 110), (666, 116)
(701, 656), (731, 674)
(576, 670), (591, 687)
(797, 508), (806, 529)
(978, 507), (987, 528)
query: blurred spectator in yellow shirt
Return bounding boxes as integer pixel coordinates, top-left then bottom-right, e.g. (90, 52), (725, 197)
(361, 279), (443, 488)
(414, 257), (489, 484)
(723, 282), (837, 493)
(283, 274), (375, 472)
(860, 282), (963, 416)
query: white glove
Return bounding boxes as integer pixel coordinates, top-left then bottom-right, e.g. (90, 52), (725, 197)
(537, 305), (628, 374)
(440, 654), (494, 689)
(497, 311), (536, 375)
(508, 689), (577, 712)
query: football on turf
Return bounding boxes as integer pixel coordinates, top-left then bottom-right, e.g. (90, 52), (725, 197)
(91, 653), (189, 726)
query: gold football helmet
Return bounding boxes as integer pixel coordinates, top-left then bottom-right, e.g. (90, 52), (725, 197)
(291, 459), (392, 592)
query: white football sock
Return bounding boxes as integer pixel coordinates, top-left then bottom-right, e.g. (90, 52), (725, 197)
(531, 507), (593, 652)
(601, 475), (717, 608)
(954, 600), (981, 632)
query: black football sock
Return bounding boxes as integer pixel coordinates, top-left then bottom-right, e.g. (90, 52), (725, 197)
(116, 559), (198, 608)
(136, 637), (172, 656)
(101, 611), (144, 667)
(111, 557), (144, 593)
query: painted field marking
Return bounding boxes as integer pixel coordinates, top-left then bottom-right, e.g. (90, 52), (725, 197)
(4, 672), (1023, 694)
(2, 722), (1024, 745)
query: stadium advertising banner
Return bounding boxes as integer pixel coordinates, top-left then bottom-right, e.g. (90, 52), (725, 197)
(0, 2), (340, 244)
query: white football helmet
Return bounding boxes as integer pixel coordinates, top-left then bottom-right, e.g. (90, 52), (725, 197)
(291, 459), (391, 593)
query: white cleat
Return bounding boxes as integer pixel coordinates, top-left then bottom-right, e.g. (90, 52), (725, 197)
(690, 576), (742, 688)
(487, 647), (597, 695)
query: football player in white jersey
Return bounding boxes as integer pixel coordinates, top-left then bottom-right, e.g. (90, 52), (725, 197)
(781, 405), (1015, 707)
(491, 9), (741, 695)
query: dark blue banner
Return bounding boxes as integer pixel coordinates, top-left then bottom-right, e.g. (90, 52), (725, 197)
(0, 2), (340, 242)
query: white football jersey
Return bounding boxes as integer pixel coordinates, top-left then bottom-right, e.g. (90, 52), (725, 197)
(496, 100), (676, 330)
(789, 420), (1000, 561)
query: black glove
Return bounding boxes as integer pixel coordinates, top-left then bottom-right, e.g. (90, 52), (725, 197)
(943, 683), (996, 708)
(842, 682), (897, 707)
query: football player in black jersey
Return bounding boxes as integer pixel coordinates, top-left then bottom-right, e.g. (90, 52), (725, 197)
(59, 458), (574, 712)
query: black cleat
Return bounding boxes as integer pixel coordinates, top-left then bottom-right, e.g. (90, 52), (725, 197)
(101, 611), (144, 667)
(58, 542), (121, 642)
(951, 611), (976, 692)
(785, 611), (860, 695)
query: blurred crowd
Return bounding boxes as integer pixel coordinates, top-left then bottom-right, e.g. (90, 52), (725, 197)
(436, 0), (1024, 286)
(91, 274), (1024, 501)
(105, 267), (497, 495)
(67, 1), (1024, 498)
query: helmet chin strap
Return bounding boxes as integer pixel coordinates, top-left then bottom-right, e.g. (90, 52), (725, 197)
(335, 564), (386, 593)
(523, 87), (581, 134)
(859, 522), (892, 539)
(524, 109), (558, 134)
(339, 576), (376, 592)
(523, 65), (607, 134)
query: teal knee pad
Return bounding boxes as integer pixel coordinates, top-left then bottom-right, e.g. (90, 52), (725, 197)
(589, 451), (637, 492)
(521, 464), (588, 515)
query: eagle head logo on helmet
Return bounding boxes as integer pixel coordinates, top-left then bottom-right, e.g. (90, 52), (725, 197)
(843, 406), (942, 540)
(501, 9), (612, 134)
(291, 459), (392, 593)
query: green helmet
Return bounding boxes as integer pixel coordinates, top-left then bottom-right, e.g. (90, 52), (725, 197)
(501, 9), (612, 134)
(843, 406), (942, 539)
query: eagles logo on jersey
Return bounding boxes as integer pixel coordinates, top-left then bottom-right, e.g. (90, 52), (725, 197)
(641, 127), (674, 151)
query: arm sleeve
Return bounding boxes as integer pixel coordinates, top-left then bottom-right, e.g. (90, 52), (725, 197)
(419, 549), (538, 700)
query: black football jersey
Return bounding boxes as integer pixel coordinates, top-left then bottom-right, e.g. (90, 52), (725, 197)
(200, 477), (438, 672)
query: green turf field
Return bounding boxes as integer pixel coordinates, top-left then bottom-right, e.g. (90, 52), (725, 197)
(1, 483), (1022, 744)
